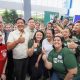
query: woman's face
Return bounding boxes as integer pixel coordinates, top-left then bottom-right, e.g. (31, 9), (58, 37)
(35, 32), (43, 42)
(62, 29), (70, 38)
(53, 37), (62, 49)
(73, 23), (80, 33)
(46, 29), (53, 40)
(5, 25), (12, 31)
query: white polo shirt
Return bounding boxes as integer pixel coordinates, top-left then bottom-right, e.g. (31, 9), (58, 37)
(42, 38), (53, 57)
(7, 29), (30, 59)
(25, 26), (36, 40)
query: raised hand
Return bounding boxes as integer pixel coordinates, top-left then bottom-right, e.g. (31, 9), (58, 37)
(67, 42), (78, 49)
(42, 47), (47, 62)
(42, 53), (47, 62)
(18, 33), (25, 43)
(33, 40), (39, 48)
(42, 47), (46, 54)
(1, 74), (6, 80)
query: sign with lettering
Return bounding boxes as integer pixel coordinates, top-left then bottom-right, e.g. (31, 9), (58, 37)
(44, 11), (59, 25)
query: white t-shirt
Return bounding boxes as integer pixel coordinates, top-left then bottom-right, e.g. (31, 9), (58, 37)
(42, 38), (53, 57)
(7, 29), (30, 59)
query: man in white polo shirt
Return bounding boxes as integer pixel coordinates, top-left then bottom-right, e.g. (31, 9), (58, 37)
(7, 18), (29, 80)
(25, 18), (36, 40)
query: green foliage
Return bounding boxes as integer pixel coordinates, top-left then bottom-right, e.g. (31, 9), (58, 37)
(2, 10), (10, 23)
(2, 9), (18, 24)
(33, 16), (44, 23)
(9, 10), (18, 24)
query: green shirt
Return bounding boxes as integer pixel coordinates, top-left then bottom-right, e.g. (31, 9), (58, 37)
(48, 47), (77, 78)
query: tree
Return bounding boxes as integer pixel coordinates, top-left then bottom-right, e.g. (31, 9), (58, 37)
(2, 9), (10, 23)
(2, 9), (18, 24)
(9, 10), (18, 24)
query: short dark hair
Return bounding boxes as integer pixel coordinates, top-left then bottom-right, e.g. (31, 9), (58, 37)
(64, 17), (69, 21)
(15, 18), (25, 24)
(28, 17), (34, 22)
(68, 22), (74, 26)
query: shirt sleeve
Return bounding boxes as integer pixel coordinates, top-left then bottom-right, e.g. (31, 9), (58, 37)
(28, 39), (34, 48)
(7, 32), (14, 43)
(64, 49), (77, 69)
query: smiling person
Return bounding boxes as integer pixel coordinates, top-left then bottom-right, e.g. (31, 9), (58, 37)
(25, 18), (36, 40)
(42, 29), (55, 79)
(62, 28), (73, 48)
(42, 36), (78, 80)
(0, 32), (7, 80)
(42, 29), (54, 57)
(27, 30), (45, 80)
(7, 18), (30, 80)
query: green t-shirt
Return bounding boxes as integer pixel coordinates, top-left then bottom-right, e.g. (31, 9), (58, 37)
(48, 47), (77, 78)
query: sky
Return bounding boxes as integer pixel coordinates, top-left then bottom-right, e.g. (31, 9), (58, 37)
(2, 0), (23, 2)
(1, 0), (80, 16)
(70, 0), (80, 16)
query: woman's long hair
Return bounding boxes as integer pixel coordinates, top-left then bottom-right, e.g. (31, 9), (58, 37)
(53, 36), (65, 48)
(33, 30), (45, 44)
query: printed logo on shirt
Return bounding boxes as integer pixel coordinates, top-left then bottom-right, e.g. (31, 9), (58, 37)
(1, 49), (7, 58)
(34, 48), (37, 51)
(53, 55), (63, 63)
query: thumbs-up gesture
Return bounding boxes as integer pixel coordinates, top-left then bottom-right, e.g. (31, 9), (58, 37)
(18, 33), (25, 43)
(68, 42), (78, 49)
(1, 74), (6, 80)
(33, 40), (39, 48)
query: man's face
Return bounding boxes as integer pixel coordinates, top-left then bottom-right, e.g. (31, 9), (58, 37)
(62, 19), (69, 26)
(0, 21), (3, 31)
(35, 23), (40, 30)
(28, 19), (35, 29)
(16, 19), (25, 32)
(73, 23), (80, 34)
(5, 25), (12, 31)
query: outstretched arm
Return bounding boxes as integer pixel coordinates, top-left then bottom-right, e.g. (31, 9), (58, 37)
(64, 68), (77, 80)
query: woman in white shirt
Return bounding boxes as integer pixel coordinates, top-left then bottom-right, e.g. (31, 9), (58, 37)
(42, 29), (54, 57)
(42, 29), (54, 79)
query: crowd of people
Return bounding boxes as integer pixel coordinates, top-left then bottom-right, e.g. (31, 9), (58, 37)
(0, 17), (80, 80)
